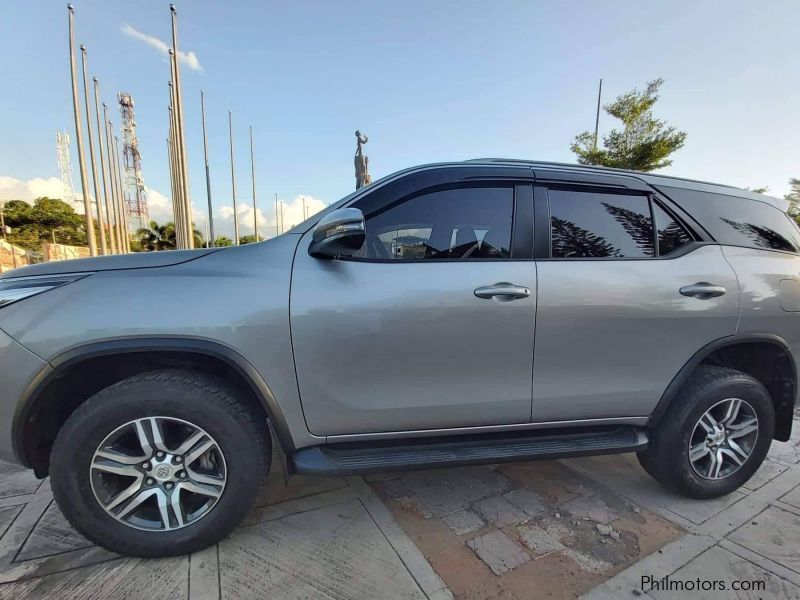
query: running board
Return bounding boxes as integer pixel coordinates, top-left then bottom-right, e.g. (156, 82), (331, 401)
(292, 426), (648, 476)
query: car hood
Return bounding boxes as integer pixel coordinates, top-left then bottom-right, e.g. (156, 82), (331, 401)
(0, 248), (221, 280)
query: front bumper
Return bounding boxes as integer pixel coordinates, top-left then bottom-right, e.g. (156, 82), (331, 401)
(0, 327), (49, 464)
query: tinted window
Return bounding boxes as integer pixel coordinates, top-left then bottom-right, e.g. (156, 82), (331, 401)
(653, 202), (692, 255)
(353, 186), (513, 260)
(549, 189), (654, 258)
(660, 186), (800, 254)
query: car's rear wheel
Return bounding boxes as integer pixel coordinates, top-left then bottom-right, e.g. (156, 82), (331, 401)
(638, 365), (773, 498)
(50, 369), (270, 557)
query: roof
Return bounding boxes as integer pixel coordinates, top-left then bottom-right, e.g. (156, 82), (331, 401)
(463, 158), (789, 211)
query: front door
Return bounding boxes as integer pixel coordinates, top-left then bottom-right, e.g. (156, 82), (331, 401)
(290, 176), (536, 436)
(531, 180), (740, 422)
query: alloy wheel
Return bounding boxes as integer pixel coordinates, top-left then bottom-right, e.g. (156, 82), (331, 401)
(688, 398), (759, 480)
(90, 416), (227, 531)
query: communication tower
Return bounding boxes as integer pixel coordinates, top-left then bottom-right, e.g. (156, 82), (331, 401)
(55, 130), (76, 204)
(118, 92), (149, 232)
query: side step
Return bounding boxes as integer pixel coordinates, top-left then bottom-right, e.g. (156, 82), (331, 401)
(292, 426), (648, 476)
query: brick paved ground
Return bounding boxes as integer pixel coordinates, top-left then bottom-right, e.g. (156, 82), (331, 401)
(0, 415), (798, 599)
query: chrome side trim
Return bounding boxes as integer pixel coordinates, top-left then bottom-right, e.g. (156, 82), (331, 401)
(324, 416), (650, 443)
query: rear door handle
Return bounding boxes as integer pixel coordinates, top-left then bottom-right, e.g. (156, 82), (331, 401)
(680, 282), (726, 299)
(474, 282), (531, 302)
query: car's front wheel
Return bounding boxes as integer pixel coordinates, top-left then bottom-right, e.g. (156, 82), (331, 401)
(639, 365), (774, 498)
(50, 369), (270, 557)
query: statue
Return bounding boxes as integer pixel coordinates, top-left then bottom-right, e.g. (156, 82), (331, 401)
(354, 130), (372, 189)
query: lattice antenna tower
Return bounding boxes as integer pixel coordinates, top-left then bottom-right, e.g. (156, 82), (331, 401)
(55, 130), (76, 204)
(118, 92), (149, 232)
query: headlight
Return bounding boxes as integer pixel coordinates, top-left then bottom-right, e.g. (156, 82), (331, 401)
(0, 274), (90, 308)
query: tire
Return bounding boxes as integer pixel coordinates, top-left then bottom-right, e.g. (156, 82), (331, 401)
(639, 365), (773, 499)
(50, 368), (271, 557)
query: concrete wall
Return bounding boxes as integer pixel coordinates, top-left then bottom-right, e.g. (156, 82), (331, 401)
(0, 239), (33, 272)
(41, 242), (90, 263)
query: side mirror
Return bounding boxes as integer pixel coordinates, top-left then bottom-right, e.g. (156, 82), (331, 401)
(308, 207), (366, 258)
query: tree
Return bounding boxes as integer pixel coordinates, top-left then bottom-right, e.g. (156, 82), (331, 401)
(238, 234), (258, 245)
(571, 79), (687, 172)
(213, 235), (233, 247)
(135, 220), (206, 251)
(551, 216), (619, 258)
(3, 197), (88, 250)
(747, 187), (769, 194)
(136, 221), (176, 251)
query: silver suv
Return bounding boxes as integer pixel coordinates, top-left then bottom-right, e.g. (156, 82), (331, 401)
(1, 160), (797, 557)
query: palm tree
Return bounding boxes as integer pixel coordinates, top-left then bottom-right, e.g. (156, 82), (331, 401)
(136, 221), (176, 251)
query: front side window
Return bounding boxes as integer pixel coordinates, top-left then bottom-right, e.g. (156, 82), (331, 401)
(353, 186), (513, 260)
(549, 189), (654, 258)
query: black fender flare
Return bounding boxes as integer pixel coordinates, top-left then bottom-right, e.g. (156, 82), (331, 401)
(13, 336), (297, 469)
(649, 333), (797, 434)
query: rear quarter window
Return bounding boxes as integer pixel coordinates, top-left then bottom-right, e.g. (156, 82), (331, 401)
(658, 186), (800, 254)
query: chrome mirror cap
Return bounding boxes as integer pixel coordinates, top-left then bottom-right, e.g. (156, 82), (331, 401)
(309, 208), (366, 258)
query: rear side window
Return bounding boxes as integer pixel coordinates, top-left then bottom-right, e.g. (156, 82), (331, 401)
(660, 186), (800, 254)
(549, 189), (655, 258)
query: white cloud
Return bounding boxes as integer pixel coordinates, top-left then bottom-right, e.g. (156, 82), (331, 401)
(145, 187), (208, 230)
(121, 24), (203, 72)
(216, 195), (326, 238)
(1, 178), (324, 241)
(0, 175), (87, 213)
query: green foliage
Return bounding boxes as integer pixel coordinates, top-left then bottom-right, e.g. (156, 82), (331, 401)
(746, 187), (769, 194)
(213, 235), (234, 247)
(2, 197), (87, 251)
(136, 220), (176, 251)
(238, 234), (259, 245)
(135, 220), (205, 251)
(571, 79), (687, 172)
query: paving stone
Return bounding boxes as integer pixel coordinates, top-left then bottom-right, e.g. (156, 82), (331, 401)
(502, 489), (547, 518)
(16, 502), (92, 562)
(767, 439), (800, 464)
(743, 459), (788, 491)
(562, 548), (613, 574)
(596, 523), (613, 536)
(396, 495), (435, 519)
(565, 455), (744, 525)
(219, 498), (425, 599)
(0, 556), (188, 599)
(467, 530), (530, 576)
(727, 506), (800, 573)
(473, 496), (528, 528)
(441, 510), (485, 535)
(399, 467), (510, 517)
(649, 545), (800, 600)
(561, 494), (619, 524)
(782, 483), (800, 510)
(255, 469), (348, 507)
(428, 545), (493, 597)
(383, 478), (414, 500)
(0, 462), (40, 499)
(516, 524), (564, 558)
(0, 506), (21, 539)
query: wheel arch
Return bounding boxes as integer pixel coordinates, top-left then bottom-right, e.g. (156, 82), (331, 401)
(650, 333), (797, 441)
(13, 337), (296, 476)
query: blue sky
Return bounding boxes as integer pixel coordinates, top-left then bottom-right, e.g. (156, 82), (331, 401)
(1, 0), (798, 237)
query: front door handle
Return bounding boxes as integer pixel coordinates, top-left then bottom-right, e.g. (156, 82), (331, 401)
(680, 282), (726, 299)
(474, 282), (531, 302)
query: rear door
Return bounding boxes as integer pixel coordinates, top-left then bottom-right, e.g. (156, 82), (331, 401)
(290, 166), (537, 436)
(531, 170), (740, 422)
